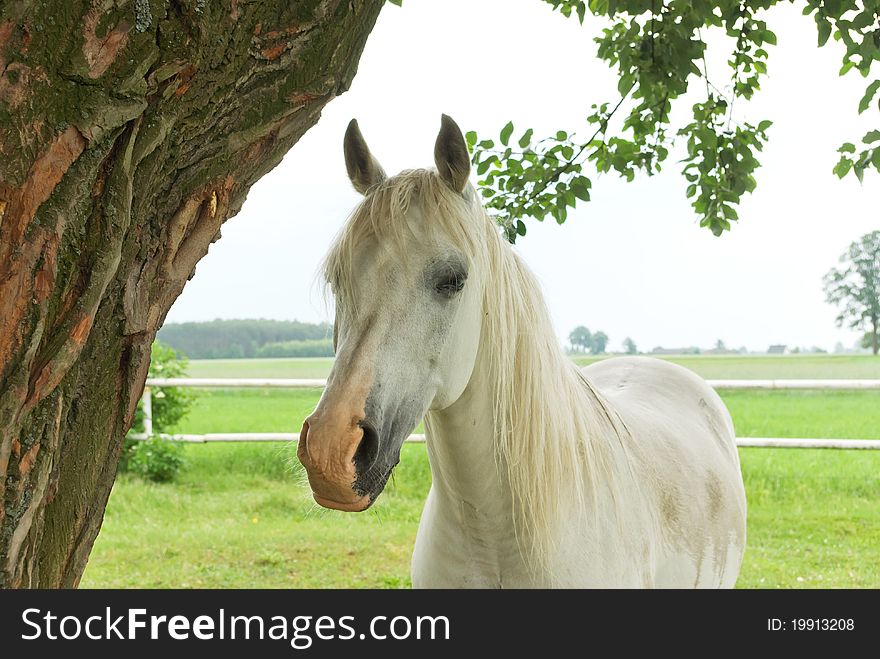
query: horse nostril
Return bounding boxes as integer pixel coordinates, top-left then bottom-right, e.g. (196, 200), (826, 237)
(353, 419), (380, 475)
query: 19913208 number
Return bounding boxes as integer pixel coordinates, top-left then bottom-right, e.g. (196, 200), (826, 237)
(791, 619), (854, 631)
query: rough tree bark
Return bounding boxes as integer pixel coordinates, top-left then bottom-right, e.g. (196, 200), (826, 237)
(0, 0), (384, 588)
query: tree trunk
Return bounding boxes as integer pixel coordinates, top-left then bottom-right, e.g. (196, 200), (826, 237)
(0, 0), (384, 588)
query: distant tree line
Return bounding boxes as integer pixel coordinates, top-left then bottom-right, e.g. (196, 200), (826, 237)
(157, 319), (333, 359)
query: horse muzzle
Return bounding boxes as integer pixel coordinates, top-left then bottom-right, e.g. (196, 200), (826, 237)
(297, 413), (380, 512)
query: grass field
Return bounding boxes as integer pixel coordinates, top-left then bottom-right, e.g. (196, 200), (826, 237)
(82, 354), (880, 588)
(174, 388), (880, 440)
(187, 353), (880, 380)
(187, 357), (335, 379)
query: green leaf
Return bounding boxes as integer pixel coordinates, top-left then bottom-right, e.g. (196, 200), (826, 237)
(757, 119), (773, 132)
(833, 157), (853, 178)
(858, 80), (880, 114)
(862, 130), (880, 144)
(851, 9), (875, 30)
(571, 176), (591, 201)
(589, 0), (608, 14)
(516, 220), (527, 236)
(556, 130), (568, 141)
(839, 142), (856, 154)
(500, 121), (514, 147)
(465, 130), (477, 147)
(553, 204), (568, 224)
(387, 0), (403, 5)
(518, 128), (534, 148)
(817, 20), (831, 47)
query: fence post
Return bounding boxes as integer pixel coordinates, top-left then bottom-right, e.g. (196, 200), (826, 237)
(143, 386), (153, 437)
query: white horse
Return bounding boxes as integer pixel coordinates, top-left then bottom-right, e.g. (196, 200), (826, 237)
(297, 115), (747, 588)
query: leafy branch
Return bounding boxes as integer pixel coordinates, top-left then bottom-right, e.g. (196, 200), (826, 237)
(471, 0), (879, 240)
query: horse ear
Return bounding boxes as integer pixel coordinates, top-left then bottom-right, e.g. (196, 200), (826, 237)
(344, 119), (386, 195)
(434, 114), (470, 193)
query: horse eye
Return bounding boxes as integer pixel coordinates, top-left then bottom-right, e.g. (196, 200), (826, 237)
(436, 273), (466, 297)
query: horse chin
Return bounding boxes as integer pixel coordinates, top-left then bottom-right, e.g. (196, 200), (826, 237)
(311, 465), (394, 512)
(312, 492), (372, 512)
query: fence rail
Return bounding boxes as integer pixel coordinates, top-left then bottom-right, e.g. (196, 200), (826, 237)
(134, 377), (880, 450)
(143, 377), (880, 390)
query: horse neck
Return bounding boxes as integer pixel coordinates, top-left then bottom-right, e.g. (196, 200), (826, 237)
(422, 293), (597, 529)
(423, 339), (505, 509)
(424, 243), (619, 576)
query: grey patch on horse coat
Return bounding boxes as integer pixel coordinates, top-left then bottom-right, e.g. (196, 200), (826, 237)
(705, 471), (724, 520)
(659, 485), (683, 528)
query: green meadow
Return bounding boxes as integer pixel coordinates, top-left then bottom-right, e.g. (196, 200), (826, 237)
(188, 352), (880, 380)
(82, 354), (880, 589)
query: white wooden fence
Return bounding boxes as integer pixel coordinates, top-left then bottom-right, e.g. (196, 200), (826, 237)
(131, 378), (880, 450)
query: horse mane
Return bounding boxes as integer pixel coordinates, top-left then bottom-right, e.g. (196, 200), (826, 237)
(324, 169), (628, 574)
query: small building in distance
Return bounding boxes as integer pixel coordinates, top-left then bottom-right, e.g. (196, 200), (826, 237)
(767, 344), (789, 355)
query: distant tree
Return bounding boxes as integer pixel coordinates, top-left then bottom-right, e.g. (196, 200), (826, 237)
(623, 337), (638, 355)
(591, 331), (609, 354)
(569, 326), (593, 353)
(715, 339), (727, 351)
(823, 231), (880, 356)
(862, 333), (875, 351)
(834, 341), (846, 354)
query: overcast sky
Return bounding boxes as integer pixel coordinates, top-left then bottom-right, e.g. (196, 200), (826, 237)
(165, 0), (880, 352)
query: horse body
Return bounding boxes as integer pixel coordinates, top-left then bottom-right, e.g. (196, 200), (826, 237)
(413, 347), (745, 588)
(585, 357), (747, 588)
(298, 115), (747, 588)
